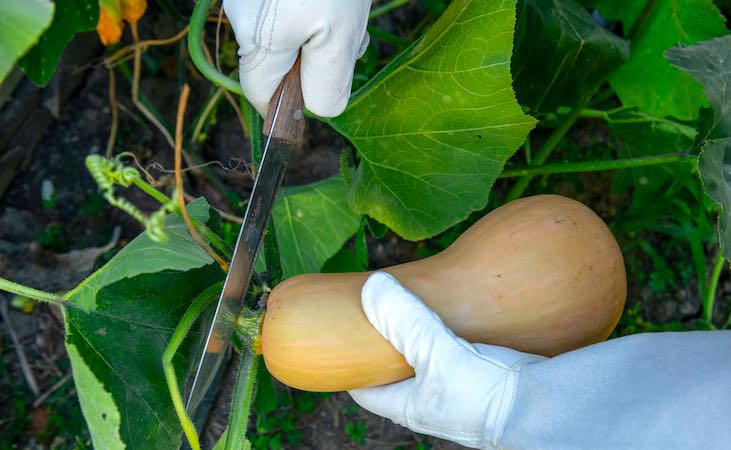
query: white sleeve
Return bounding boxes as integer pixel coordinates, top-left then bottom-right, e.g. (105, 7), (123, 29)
(497, 331), (731, 450)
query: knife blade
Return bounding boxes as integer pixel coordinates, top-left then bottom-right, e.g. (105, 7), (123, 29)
(185, 56), (304, 415)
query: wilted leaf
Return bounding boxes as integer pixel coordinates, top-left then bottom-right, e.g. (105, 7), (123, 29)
(330, 0), (536, 241)
(512, 0), (629, 113)
(595, 0), (727, 120)
(273, 177), (361, 278)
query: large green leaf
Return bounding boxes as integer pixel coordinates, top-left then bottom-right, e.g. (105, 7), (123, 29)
(666, 35), (731, 141)
(64, 199), (225, 449)
(273, 176), (361, 278)
(0, 0), (54, 83)
(512, 0), (629, 113)
(667, 36), (731, 259)
(595, 0), (727, 120)
(330, 0), (536, 241)
(18, 0), (98, 86)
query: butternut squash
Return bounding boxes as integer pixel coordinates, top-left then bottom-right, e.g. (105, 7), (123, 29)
(262, 195), (626, 391)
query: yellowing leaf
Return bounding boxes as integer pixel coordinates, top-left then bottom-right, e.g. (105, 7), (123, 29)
(97, 0), (122, 46)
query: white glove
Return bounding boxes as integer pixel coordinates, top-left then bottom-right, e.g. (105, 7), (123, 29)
(349, 272), (546, 449)
(223, 0), (372, 117)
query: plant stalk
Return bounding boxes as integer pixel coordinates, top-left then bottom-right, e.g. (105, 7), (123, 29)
(370, 0), (411, 19)
(223, 351), (259, 450)
(499, 152), (696, 178)
(704, 250), (725, 323)
(189, 0), (243, 95)
(162, 283), (223, 450)
(0, 278), (75, 309)
(506, 97), (590, 201)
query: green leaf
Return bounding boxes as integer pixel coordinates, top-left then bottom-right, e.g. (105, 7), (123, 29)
(698, 139), (731, 259)
(64, 199), (225, 450)
(667, 36), (731, 259)
(595, 0), (727, 120)
(512, 0), (629, 113)
(666, 35), (731, 141)
(0, 0), (55, 83)
(66, 200), (215, 311)
(18, 0), (99, 86)
(330, 0), (536, 241)
(273, 177), (361, 278)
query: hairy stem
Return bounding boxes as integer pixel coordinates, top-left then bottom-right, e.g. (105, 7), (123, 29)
(499, 152), (696, 178)
(506, 97), (591, 201)
(0, 278), (75, 309)
(162, 283), (223, 450)
(189, 0), (243, 95)
(224, 351), (259, 450)
(704, 250), (725, 324)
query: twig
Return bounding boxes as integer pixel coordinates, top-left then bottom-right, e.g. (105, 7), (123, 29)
(131, 22), (176, 148)
(0, 299), (40, 396)
(200, 38), (249, 143)
(175, 84), (230, 272)
(103, 27), (189, 67)
(33, 372), (72, 407)
(105, 65), (119, 157)
(192, 88), (224, 143)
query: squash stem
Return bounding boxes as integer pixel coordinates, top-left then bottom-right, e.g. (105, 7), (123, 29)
(499, 152), (696, 178)
(223, 350), (259, 450)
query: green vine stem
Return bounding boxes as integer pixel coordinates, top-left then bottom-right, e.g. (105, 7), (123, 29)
(370, 0), (411, 18)
(506, 96), (591, 201)
(224, 351), (259, 450)
(0, 278), (75, 309)
(162, 282), (223, 450)
(189, 0), (243, 95)
(499, 152), (696, 178)
(704, 250), (726, 324)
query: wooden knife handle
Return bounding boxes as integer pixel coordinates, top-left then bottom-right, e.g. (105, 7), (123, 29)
(262, 55), (304, 145)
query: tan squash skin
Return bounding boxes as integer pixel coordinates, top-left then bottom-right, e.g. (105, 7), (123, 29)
(262, 195), (627, 392)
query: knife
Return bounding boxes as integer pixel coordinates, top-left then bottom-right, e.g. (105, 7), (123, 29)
(185, 56), (304, 415)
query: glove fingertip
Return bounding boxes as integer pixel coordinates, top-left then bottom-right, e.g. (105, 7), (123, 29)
(361, 271), (400, 312)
